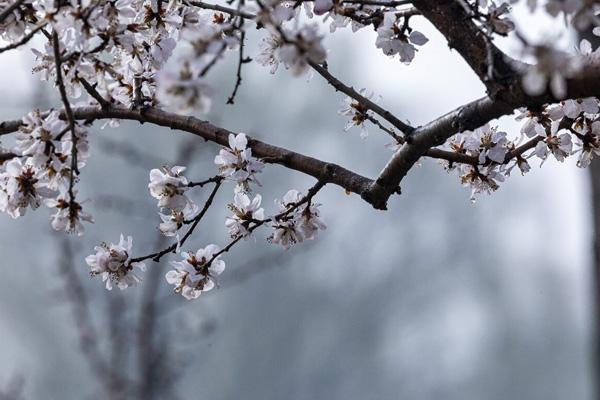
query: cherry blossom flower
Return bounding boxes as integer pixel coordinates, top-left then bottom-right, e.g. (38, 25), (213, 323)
(534, 122), (572, 162)
(165, 244), (225, 300)
(547, 98), (599, 120)
(484, 2), (515, 35)
(376, 12), (428, 64)
(158, 202), (199, 237)
(0, 158), (55, 218)
(275, 24), (327, 76)
(515, 109), (549, 138)
(148, 165), (191, 211)
(45, 195), (94, 236)
(214, 133), (264, 191)
(268, 189), (326, 249)
(442, 124), (511, 165)
(225, 192), (265, 238)
(459, 164), (505, 201)
(338, 89), (376, 138)
(256, 34), (284, 74)
(86, 234), (146, 290)
(16, 110), (66, 158)
(573, 120), (600, 168)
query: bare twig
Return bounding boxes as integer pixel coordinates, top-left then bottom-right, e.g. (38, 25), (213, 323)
(226, 15), (247, 104)
(309, 61), (414, 135)
(78, 76), (111, 109)
(205, 179), (327, 267)
(0, 105), (376, 202)
(186, 0), (254, 19)
(129, 179), (223, 264)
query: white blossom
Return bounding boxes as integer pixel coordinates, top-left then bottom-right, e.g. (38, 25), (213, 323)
(165, 244), (225, 300)
(148, 165), (191, 211)
(0, 158), (55, 218)
(534, 122), (572, 162)
(338, 89), (377, 138)
(214, 133), (264, 191)
(376, 12), (428, 64)
(573, 120), (600, 168)
(45, 195), (94, 236)
(86, 234), (146, 290)
(268, 189), (326, 249)
(158, 202), (198, 237)
(275, 24), (327, 76)
(225, 192), (265, 238)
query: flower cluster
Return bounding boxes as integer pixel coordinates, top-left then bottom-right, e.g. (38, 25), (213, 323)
(148, 165), (199, 237)
(165, 245), (225, 300)
(0, 110), (92, 235)
(86, 234), (146, 290)
(268, 189), (326, 249)
(214, 133), (264, 192)
(256, 24), (327, 76)
(225, 192), (265, 239)
(438, 96), (600, 200)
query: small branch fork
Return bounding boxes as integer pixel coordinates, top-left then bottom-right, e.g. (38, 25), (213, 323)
(129, 178), (223, 264)
(203, 179), (327, 269)
(226, 0), (250, 105)
(309, 61), (415, 135)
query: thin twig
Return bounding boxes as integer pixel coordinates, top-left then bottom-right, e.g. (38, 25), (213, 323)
(129, 179), (223, 264)
(52, 30), (79, 210)
(187, 176), (222, 188)
(205, 179), (326, 267)
(309, 61), (414, 135)
(366, 115), (402, 142)
(227, 8), (247, 105)
(78, 76), (111, 109)
(0, 21), (46, 54)
(186, 0), (254, 19)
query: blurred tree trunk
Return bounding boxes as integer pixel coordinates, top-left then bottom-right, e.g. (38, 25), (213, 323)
(591, 158), (600, 400)
(579, 27), (599, 400)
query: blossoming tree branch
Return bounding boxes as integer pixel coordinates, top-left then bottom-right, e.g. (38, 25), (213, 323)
(0, 0), (599, 298)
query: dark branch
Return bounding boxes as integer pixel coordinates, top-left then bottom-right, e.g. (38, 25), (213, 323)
(309, 61), (414, 135)
(0, 104), (377, 203)
(367, 63), (600, 209)
(0, 0), (25, 24)
(412, 0), (519, 93)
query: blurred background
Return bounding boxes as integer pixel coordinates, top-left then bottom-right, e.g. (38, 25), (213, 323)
(0, 3), (596, 399)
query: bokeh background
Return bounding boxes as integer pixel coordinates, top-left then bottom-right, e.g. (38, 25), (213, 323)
(0, 3), (595, 399)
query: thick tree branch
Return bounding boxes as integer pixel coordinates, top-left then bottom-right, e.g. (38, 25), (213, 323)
(367, 64), (600, 209)
(412, 0), (519, 93)
(0, 105), (377, 202)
